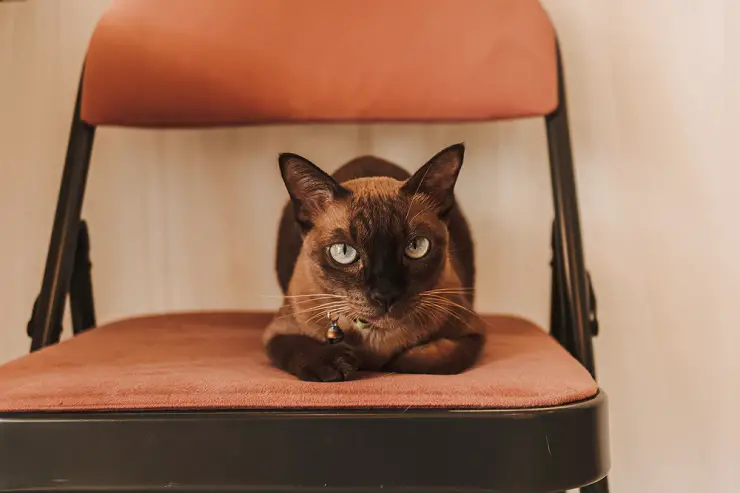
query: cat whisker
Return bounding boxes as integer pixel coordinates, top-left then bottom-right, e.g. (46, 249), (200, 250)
(296, 299), (348, 308)
(423, 307), (444, 329)
(412, 308), (423, 328)
(304, 304), (354, 325)
(278, 300), (348, 319)
(420, 293), (475, 309)
(267, 293), (346, 299)
(411, 307), (436, 328)
(308, 303), (352, 321)
(421, 292), (476, 300)
(420, 294), (482, 319)
(293, 302), (348, 316)
(424, 286), (475, 291)
(286, 296), (348, 306)
(412, 298), (445, 328)
(416, 304), (456, 326)
(420, 295), (490, 328)
(274, 298), (347, 314)
(420, 292), (475, 300)
(418, 298), (470, 327)
(420, 289), (477, 300)
(422, 287), (476, 293)
(305, 310), (332, 325)
(273, 294), (348, 313)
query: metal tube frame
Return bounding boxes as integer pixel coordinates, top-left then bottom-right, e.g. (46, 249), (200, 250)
(546, 43), (608, 493)
(24, 42), (608, 493)
(27, 76), (96, 351)
(546, 43), (597, 376)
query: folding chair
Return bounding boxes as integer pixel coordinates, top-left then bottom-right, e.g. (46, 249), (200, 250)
(0, 1), (610, 491)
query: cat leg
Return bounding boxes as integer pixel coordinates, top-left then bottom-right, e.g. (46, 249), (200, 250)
(264, 317), (360, 382)
(384, 333), (484, 375)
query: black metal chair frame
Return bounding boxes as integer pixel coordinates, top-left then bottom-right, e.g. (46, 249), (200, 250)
(1, 44), (610, 493)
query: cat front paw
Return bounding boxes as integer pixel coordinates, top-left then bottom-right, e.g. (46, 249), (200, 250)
(295, 343), (360, 382)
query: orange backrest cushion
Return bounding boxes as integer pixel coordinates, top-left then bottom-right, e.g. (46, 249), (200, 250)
(81, 0), (558, 127)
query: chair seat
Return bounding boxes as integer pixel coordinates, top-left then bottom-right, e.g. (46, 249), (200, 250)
(0, 313), (608, 492)
(80, 0), (558, 127)
(0, 311), (596, 412)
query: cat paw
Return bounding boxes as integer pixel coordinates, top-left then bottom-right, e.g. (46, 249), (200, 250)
(295, 343), (360, 382)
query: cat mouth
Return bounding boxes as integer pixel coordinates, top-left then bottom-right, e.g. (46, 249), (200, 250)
(360, 308), (406, 325)
(351, 301), (409, 327)
(352, 312), (389, 327)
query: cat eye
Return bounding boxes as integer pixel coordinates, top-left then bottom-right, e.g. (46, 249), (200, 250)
(404, 236), (431, 259)
(328, 243), (359, 265)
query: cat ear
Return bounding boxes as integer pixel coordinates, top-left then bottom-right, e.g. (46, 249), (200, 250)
(278, 153), (350, 229)
(401, 143), (465, 215)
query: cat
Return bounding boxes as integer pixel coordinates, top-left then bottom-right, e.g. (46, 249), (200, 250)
(263, 143), (484, 382)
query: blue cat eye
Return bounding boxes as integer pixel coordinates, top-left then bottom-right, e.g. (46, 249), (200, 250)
(328, 243), (359, 265)
(404, 236), (431, 259)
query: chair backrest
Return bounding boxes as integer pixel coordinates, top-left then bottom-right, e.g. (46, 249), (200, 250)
(80, 0), (558, 127)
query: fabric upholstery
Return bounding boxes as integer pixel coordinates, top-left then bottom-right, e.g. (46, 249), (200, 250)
(0, 312), (597, 412)
(80, 0), (558, 126)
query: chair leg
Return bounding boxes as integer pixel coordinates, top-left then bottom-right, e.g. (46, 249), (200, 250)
(547, 42), (610, 493)
(28, 77), (95, 352)
(69, 219), (96, 334)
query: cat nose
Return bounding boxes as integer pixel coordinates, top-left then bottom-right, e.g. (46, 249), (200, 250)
(369, 288), (401, 311)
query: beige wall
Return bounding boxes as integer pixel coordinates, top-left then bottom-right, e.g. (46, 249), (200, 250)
(1, 1), (738, 491)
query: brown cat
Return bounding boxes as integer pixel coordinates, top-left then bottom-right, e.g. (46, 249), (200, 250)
(263, 143), (484, 382)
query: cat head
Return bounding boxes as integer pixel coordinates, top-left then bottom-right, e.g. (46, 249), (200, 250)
(278, 143), (465, 326)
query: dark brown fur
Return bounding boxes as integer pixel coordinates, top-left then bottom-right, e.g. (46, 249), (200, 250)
(265, 144), (483, 382)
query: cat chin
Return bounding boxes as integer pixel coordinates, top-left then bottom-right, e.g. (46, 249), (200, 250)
(358, 316), (401, 331)
(354, 310), (416, 330)
(354, 308), (404, 325)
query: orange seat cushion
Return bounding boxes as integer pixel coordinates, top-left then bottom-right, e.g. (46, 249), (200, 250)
(81, 0), (558, 127)
(0, 312), (596, 412)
